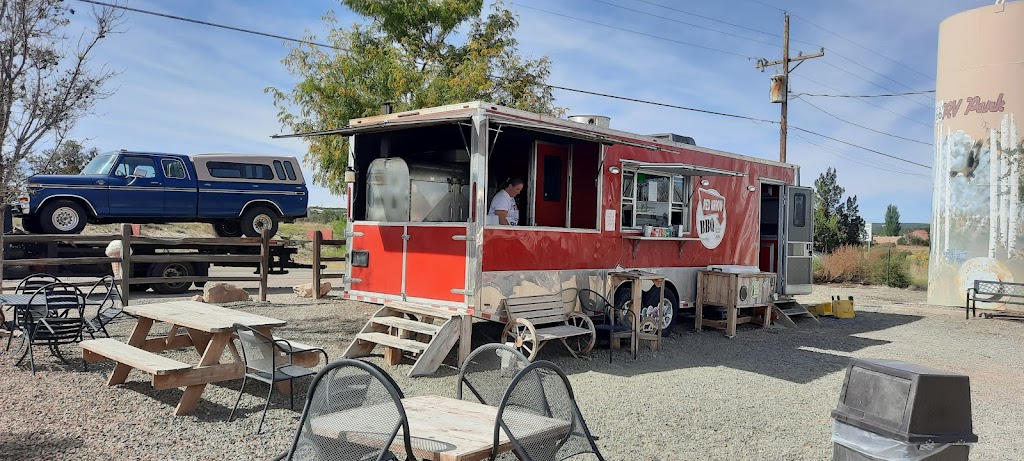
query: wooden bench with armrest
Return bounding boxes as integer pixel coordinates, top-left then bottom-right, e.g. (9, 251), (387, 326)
(499, 294), (596, 361)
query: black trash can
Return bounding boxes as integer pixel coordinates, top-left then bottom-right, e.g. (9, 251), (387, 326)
(831, 358), (977, 461)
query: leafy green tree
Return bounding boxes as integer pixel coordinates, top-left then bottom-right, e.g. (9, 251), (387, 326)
(268, 0), (562, 194)
(837, 195), (866, 244)
(884, 204), (901, 236)
(28, 140), (99, 175)
(813, 167), (864, 252)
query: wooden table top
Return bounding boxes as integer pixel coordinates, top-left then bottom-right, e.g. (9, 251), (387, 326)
(123, 300), (286, 333)
(309, 395), (570, 461)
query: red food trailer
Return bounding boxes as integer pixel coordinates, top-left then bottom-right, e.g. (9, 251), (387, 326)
(283, 101), (814, 372)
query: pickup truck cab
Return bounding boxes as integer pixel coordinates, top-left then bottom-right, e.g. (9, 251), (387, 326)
(16, 151), (308, 237)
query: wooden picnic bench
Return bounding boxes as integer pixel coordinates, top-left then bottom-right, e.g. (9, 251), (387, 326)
(79, 300), (323, 415)
(966, 279), (1024, 319)
(499, 294), (595, 361)
(81, 338), (193, 389)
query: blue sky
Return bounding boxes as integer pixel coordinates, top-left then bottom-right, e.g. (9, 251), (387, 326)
(66, 0), (994, 222)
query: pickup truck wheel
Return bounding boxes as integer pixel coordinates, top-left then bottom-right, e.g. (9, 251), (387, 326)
(149, 262), (194, 294)
(241, 207), (279, 238)
(40, 200), (87, 234)
(212, 221), (243, 237)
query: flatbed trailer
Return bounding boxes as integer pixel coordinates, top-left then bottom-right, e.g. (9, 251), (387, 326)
(2, 236), (309, 294)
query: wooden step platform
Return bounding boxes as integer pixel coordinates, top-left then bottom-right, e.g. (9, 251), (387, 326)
(343, 300), (471, 377)
(771, 299), (819, 328)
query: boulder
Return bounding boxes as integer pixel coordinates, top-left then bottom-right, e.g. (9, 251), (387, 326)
(294, 282), (331, 298)
(203, 283), (251, 303)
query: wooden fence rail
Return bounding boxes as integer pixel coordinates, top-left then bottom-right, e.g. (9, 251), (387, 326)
(312, 230), (345, 299)
(1, 224), (272, 305)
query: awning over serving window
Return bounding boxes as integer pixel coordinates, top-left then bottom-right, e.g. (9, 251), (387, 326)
(489, 116), (654, 149)
(620, 160), (744, 177)
(271, 115), (472, 139)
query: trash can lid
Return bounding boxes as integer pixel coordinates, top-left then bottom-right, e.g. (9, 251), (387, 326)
(832, 358), (978, 444)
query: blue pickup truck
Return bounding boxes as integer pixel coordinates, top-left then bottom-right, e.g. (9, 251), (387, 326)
(15, 151), (308, 237)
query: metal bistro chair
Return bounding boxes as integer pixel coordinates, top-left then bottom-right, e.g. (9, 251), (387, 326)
(492, 361), (605, 461)
(229, 323), (329, 434)
(4, 274), (63, 353)
(83, 275), (125, 339)
(457, 343), (532, 406)
(15, 282), (87, 374)
(577, 289), (637, 362)
(277, 359), (417, 461)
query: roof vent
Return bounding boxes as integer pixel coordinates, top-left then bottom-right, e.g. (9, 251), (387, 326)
(568, 115), (610, 128)
(650, 133), (696, 146)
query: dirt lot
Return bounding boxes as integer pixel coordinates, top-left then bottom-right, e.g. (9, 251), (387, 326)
(1, 281), (1021, 460)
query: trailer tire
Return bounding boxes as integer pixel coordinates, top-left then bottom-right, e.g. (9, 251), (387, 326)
(39, 200), (87, 234)
(149, 261), (194, 294)
(212, 221), (243, 237)
(643, 287), (678, 336)
(614, 284), (678, 336)
(240, 206), (279, 238)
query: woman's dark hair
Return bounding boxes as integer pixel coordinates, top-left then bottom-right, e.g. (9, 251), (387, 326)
(501, 177), (524, 189)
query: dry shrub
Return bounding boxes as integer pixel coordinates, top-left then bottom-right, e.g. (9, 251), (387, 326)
(818, 245), (865, 283)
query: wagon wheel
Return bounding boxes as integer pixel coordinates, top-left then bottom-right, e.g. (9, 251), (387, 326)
(501, 318), (540, 361)
(560, 312), (596, 358)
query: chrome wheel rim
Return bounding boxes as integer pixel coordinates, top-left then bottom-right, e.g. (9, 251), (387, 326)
(161, 263), (190, 290)
(52, 206), (80, 231)
(252, 214), (273, 233)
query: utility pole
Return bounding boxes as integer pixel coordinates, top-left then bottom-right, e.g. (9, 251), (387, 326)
(756, 12), (825, 163)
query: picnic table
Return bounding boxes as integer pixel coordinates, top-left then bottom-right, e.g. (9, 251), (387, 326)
(80, 300), (320, 415)
(309, 395), (570, 461)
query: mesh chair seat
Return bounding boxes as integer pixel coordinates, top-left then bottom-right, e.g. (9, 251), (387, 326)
(494, 360), (606, 461)
(457, 343), (533, 406)
(282, 359), (417, 461)
(229, 324), (329, 434)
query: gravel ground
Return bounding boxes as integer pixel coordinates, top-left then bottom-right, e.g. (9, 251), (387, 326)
(1, 283), (1022, 460)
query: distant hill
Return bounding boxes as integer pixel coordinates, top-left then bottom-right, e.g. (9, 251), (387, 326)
(869, 222), (929, 237)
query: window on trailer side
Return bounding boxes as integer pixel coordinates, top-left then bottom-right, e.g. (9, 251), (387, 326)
(621, 170), (691, 231)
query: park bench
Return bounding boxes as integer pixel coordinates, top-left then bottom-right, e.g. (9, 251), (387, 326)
(81, 338), (192, 388)
(500, 294), (596, 361)
(965, 280), (1024, 319)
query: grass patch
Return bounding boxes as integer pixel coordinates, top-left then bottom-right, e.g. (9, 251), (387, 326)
(815, 244), (928, 289)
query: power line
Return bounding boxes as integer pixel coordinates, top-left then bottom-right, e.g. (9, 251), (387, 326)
(75, 0), (345, 51)
(795, 98), (932, 146)
(81, 0), (931, 171)
(540, 82), (931, 169)
(516, 4), (755, 59)
(790, 74), (932, 129)
(817, 59), (932, 110)
(747, 0), (934, 81)
(794, 90), (935, 98)
(790, 132), (931, 178)
(586, 0), (781, 48)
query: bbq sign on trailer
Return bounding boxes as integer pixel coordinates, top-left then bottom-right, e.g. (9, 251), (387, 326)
(697, 188), (727, 250)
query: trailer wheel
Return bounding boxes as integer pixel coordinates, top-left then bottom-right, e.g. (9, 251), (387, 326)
(212, 221), (243, 237)
(39, 200), (86, 234)
(240, 206), (279, 238)
(643, 287), (679, 336)
(149, 262), (194, 294)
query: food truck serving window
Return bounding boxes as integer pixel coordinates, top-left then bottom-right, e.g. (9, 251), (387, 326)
(621, 171), (690, 231)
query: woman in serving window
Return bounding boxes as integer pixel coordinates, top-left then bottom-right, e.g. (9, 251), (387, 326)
(488, 178), (524, 225)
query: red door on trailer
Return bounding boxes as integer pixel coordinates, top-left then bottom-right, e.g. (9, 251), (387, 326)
(534, 143), (569, 227)
(404, 224), (468, 303)
(349, 224), (404, 298)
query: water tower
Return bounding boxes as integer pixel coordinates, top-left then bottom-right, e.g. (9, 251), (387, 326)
(930, 1), (1024, 307)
